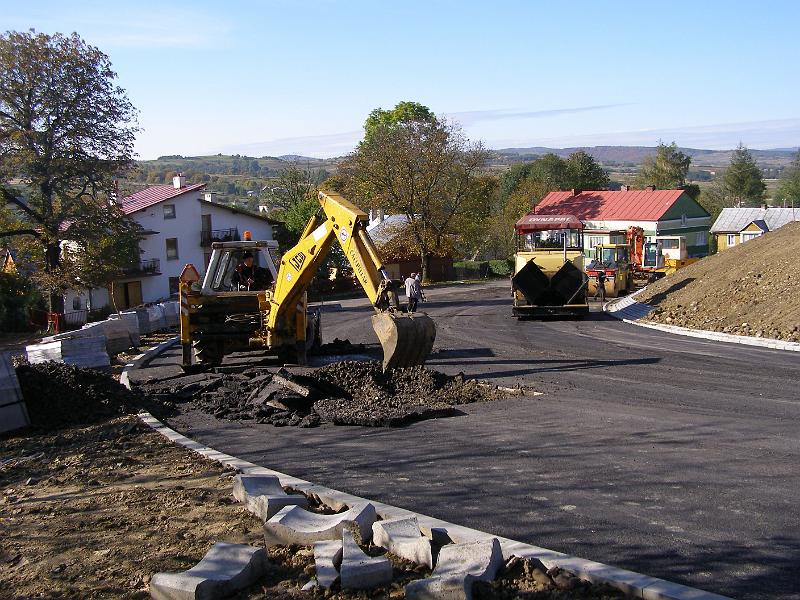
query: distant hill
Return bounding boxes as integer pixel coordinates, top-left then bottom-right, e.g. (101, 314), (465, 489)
(492, 145), (797, 168)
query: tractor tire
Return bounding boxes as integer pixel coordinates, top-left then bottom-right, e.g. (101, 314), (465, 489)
(192, 339), (224, 367)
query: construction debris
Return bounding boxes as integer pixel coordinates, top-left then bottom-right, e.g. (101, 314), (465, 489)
(136, 359), (506, 428)
(14, 361), (158, 431)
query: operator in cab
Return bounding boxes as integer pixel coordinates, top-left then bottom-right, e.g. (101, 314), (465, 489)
(232, 251), (272, 291)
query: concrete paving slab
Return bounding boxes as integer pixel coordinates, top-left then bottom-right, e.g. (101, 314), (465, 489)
(339, 528), (392, 590)
(232, 474), (308, 521)
(372, 516), (432, 568)
(263, 502), (377, 547)
(313, 539), (343, 589)
(406, 538), (503, 600)
(150, 542), (266, 600)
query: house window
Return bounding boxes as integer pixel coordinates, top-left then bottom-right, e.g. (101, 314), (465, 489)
(166, 238), (179, 260)
(588, 236), (605, 250)
(164, 204), (176, 219)
(696, 231), (707, 246)
(72, 296), (82, 310)
(727, 234), (736, 247)
(741, 232), (760, 243)
(168, 277), (180, 297)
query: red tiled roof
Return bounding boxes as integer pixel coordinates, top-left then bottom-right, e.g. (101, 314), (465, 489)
(121, 183), (206, 214)
(535, 189), (686, 222)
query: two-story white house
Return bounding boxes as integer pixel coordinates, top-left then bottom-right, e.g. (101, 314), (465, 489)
(107, 175), (277, 308)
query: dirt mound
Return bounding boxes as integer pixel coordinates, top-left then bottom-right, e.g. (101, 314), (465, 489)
(138, 361), (503, 428)
(311, 361), (496, 426)
(637, 221), (800, 341)
(14, 362), (157, 431)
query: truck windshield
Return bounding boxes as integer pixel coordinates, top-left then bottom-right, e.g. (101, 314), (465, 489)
(518, 229), (583, 251)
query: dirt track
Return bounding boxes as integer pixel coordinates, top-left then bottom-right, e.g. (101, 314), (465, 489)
(638, 221), (800, 340)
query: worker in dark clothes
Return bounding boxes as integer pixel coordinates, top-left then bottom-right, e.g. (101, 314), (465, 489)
(232, 251), (272, 290)
(593, 270), (607, 302)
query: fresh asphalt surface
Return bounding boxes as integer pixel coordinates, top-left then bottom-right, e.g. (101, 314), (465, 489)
(135, 281), (800, 600)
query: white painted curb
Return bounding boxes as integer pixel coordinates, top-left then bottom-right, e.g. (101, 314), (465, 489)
(605, 289), (800, 353)
(124, 335), (731, 600)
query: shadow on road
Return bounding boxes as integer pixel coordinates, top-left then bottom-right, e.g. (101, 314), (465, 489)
(427, 356), (660, 379)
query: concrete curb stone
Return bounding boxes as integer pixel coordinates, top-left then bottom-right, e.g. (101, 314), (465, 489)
(604, 289), (800, 353)
(372, 516), (433, 568)
(264, 503), (377, 547)
(405, 538), (503, 600)
(120, 336), (179, 390)
(232, 473), (308, 521)
(340, 528), (393, 590)
(313, 540), (343, 589)
(129, 340), (732, 600)
(149, 542), (266, 600)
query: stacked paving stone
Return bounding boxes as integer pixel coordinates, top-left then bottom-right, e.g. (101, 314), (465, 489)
(25, 336), (110, 370)
(147, 304), (168, 332)
(161, 301), (179, 328)
(109, 311), (141, 347)
(0, 352), (30, 433)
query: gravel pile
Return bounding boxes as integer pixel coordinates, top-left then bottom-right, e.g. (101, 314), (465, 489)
(638, 221), (800, 341)
(14, 362), (156, 431)
(137, 360), (503, 428)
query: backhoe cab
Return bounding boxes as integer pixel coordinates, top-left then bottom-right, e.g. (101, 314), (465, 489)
(179, 191), (436, 371)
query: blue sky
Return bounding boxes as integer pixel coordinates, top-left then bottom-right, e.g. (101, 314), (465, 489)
(3, 0), (800, 158)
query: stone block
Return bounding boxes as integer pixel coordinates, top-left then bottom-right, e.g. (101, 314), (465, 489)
(150, 542), (266, 600)
(313, 539), (343, 589)
(264, 502), (376, 547)
(232, 474), (308, 521)
(339, 528), (392, 590)
(0, 353), (29, 434)
(405, 538), (503, 600)
(372, 516), (432, 568)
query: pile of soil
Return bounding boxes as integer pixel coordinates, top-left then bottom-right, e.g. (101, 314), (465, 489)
(474, 556), (625, 600)
(138, 361), (503, 428)
(637, 221), (800, 341)
(311, 361), (499, 426)
(15, 362), (166, 431)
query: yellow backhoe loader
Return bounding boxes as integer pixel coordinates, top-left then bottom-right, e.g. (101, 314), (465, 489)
(179, 191), (436, 371)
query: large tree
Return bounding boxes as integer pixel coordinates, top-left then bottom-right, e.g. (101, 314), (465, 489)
(635, 141), (691, 189)
(0, 30), (138, 311)
(722, 143), (766, 207)
(341, 102), (488, 280)
(775, 150), (800, 207)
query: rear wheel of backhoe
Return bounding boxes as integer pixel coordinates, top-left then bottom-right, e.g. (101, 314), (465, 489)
(192, 339), (224, 367)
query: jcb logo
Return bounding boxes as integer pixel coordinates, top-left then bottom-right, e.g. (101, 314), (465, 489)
(289, 252), (305, 271)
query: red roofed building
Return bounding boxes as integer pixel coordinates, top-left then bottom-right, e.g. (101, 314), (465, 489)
(107, 175), (278, 308)
(534, 187), (711, 257)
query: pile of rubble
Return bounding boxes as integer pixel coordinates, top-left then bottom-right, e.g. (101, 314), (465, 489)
(137, 360), (503, 428)
(14, 362), (159, 431)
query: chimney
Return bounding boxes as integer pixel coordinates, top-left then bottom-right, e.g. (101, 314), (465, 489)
(571, 189), (582, 196)
(760, 203), (768, 210)
(645, 185), (656, 192)
(173, 173), (186, 189)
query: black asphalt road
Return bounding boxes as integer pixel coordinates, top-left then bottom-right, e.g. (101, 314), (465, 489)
(138, 282), (800, 599)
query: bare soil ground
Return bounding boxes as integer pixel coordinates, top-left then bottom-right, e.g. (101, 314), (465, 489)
(637, 221), (800, 341)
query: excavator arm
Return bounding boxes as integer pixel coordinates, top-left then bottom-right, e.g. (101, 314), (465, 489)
(261, 190), (435, 370)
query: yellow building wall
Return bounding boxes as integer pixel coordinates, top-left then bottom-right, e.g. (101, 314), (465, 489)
(716, 233), (740, 251)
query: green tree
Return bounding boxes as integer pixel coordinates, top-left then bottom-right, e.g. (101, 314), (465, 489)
(722, 143), (766, 207)
(775, 150), (800, 206)
(0, 30), (138, 312)
(363, 101), (436, 142)
(270, 163), (316, 210)
(342, 102), (488, 280)
(564, 150), (610, 190)
(635, 141), (691, 188)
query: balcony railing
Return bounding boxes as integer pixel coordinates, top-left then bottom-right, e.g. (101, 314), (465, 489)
(201, 228), (239, 247)
(123, 258), (161, 277)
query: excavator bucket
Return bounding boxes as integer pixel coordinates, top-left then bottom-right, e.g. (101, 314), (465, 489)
(371, 312), (436, 371)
